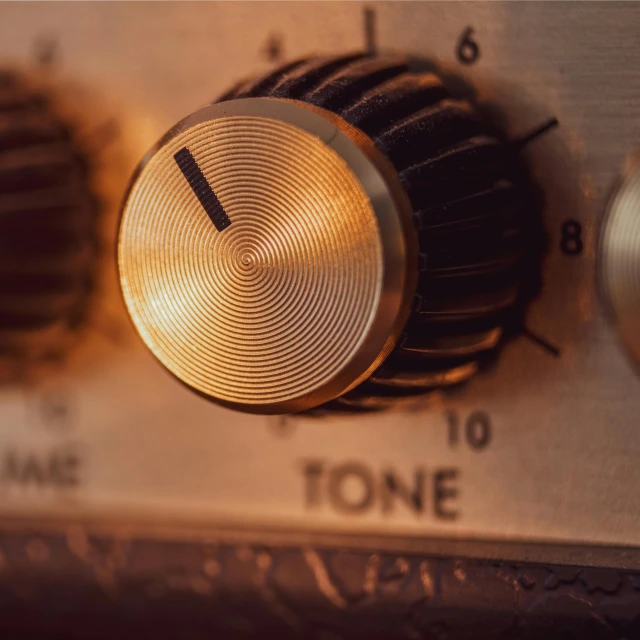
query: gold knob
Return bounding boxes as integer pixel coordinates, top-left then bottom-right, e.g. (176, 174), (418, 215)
(118, 98), (417, 414)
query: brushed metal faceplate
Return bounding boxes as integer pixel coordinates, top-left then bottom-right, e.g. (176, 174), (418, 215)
(0, 1), (639, 567)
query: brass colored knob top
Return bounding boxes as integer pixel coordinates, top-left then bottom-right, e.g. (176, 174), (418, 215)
(118, 98), (416, 413)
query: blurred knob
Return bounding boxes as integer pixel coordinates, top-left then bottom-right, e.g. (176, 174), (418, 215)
(601, 148), (640, 369)
(0, 72), (100, 368)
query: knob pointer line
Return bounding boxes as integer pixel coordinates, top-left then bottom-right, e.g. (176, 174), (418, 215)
(174, 147), (232, 232)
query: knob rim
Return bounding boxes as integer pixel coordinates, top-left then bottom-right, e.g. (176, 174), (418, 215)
(118, 98), (417, 414)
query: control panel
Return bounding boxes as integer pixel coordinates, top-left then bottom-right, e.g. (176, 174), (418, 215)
(0, 2), (639, 570)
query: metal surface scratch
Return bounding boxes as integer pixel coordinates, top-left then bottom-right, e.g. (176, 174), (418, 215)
(65, 526), (130, 591)
(419, 561), (434, 597)
(453, 561), (467, 583)
(303, 549), (348, 609)
(363, 554), (381, 596)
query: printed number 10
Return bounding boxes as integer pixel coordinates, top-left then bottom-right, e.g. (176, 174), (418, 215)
(446, 410), (492, 451)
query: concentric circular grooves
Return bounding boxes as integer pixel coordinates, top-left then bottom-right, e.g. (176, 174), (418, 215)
(601, 149), (640, 369)
(118, 98), (417, 414)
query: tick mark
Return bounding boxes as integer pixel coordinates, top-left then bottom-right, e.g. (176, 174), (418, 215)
(513, 117), (560, 151)
(262, 32), (283, 62)
(34, 34), (59, 68)
(363, 6), (377, 55)
(522, 326), (561, 358)
(174, 147), (231, 232)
